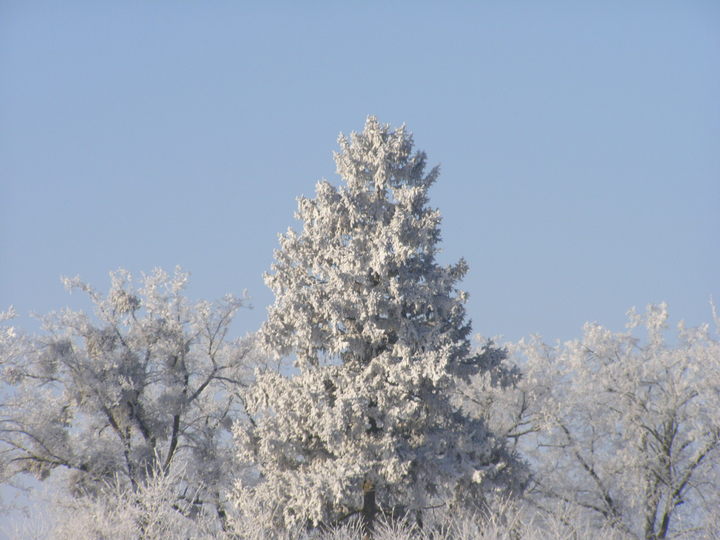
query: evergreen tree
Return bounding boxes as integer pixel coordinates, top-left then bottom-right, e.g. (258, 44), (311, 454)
(234, 117), (521, 533)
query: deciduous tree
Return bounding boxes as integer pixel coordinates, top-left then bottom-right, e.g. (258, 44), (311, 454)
(0, 268), (256, 530)
(465, 304), (720, 539)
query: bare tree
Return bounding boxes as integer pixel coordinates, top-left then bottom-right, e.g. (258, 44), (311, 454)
(462, 304), (720, 538)
(0, 267), (258, 530)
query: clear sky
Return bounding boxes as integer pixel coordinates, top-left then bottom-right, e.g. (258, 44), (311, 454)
(2, 1), (718, 345)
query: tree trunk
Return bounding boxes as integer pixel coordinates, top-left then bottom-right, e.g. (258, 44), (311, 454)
(362, 479), (377, 539)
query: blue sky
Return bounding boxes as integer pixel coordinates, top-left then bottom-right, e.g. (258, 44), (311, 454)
(2, 1), (718, 344)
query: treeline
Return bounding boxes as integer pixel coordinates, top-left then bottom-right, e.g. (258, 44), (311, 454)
(1, 119), (718, 539)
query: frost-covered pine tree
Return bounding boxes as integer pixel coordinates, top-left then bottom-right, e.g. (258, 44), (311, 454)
(234, 117), (522, 533)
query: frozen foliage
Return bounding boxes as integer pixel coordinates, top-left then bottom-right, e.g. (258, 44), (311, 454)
(12, 497), (638, 540)
(0, 268), (257, 530)
(4, 119), (717, 540)
(234, 117), (524, 533)
(28, 462), (223, 540)
(464, 304), (720, 539)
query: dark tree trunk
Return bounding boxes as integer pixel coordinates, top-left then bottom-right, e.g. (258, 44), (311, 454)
(362, 479), (377, 538)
